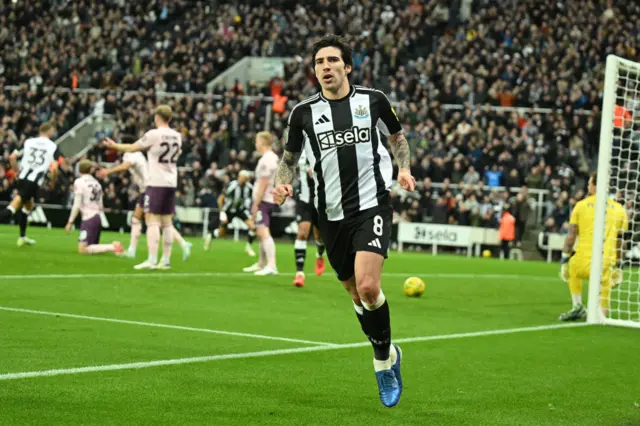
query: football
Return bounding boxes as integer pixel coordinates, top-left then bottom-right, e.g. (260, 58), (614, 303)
(482, 249), (492, 258)
(403, 276), (425, 297)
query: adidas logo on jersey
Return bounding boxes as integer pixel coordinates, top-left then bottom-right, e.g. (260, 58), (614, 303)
(314, 114), (330, 125)
(368, 238), (382, 249)
(317, 127), (371, 150)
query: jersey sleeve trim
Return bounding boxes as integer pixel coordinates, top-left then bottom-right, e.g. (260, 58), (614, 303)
(373, 89), (402, 136)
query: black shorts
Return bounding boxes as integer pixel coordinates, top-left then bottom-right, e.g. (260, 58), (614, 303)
(225, 209), (251, 223)
(296, 200), (317, 225)
(317, 203), (392, 281)
(16, 180), (39, 203)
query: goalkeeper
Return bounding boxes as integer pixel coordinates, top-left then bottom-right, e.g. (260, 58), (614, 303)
(559, 173), (629, 321)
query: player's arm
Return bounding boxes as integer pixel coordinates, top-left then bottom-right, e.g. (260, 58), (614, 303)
(99, 161), (133, 178)
(65, 187), (82, 233)
(243, 184), (253, 213)
(616, 207), (630, 264)
(252, 176), (273, 215)
(48, 149), (64, 188)
(377, 91), (415, 191)
(275, 107), (305, 187)
(217, 194), (225, 209)
(560, 202), (581, 281)
(275, 150), (301, 187)
(102, 137), (147, 153)
(274, 109), (304, 204)
(9, 149), (22, 172)
(562, 224), (578, 257)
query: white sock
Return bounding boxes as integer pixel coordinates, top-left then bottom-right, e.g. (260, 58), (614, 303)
(373, 346), (397, 372)
(361, 290), (386, 311)
(572, 294), (583, 307)
(353, 302), (364, 316)
(389, 344), (397, 366)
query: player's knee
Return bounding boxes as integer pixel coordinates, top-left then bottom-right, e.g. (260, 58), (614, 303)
(297, 222), (310, 239)
(356, 273), (381, 305)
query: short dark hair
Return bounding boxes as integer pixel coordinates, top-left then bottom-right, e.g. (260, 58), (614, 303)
(590, 172), (597, 184)
(311, 34), (353, 68)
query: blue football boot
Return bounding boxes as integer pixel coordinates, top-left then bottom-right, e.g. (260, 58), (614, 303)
(392, 344), (403, 392)
(375, 368), (401, 407)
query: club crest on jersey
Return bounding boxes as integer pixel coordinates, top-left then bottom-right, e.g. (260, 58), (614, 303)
(354, 105), (369, 119)
(317, 127), (371, 150)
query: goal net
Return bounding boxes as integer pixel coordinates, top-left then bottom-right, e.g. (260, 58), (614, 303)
(588, 55), (640, 327)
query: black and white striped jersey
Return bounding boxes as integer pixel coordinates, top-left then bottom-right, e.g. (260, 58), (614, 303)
(17, 137), (61, 186)
(285, 85), (402, 221)
(297, 150), (314, 204)
(222, 180), (253, 213)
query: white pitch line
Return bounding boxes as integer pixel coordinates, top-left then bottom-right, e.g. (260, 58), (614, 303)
(0, 322), (587, 381)
(0, 306), (335, 347)
(0, 272), (557, 282)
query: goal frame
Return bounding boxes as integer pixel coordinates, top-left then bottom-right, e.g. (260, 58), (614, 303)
(587, 54), (640, 328)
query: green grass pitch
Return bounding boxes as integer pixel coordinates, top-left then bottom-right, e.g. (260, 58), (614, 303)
(1, 225), (639, 425)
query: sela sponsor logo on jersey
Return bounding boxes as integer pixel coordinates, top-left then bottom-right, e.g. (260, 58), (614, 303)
(317, 126), (371, 150)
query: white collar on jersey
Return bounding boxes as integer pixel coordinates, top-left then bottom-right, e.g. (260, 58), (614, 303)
(319, 85), (356, 103)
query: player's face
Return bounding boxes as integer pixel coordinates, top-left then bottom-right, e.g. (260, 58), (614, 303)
(314, 46), (351, 92)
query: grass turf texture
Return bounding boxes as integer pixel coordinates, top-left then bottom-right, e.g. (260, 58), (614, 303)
(1, 225), (639, 425)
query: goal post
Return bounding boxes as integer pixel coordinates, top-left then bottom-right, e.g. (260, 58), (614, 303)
(587, 55), (640, 328)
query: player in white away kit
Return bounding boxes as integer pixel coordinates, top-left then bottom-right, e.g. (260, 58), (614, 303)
(98, 135), (192, 260)
(65, 160), (124, 255)
(0, 123), (63, 246)
(243, 131), (279, 275)
(102, 105), (182, 270)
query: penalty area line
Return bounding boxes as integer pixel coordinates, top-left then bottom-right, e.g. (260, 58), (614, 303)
(0, 306), (335, 347)
(0, 272), (557, 282)
(0, 322), (588, 381)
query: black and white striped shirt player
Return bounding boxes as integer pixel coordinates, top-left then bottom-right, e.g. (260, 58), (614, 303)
(295, 150), (317, 224)
(204, 171), (257, 254)
(220, 178), (254, 223)
(284, 85), (402, 280)
(15, 136), (62, 203)
(0, 125), (63, 245)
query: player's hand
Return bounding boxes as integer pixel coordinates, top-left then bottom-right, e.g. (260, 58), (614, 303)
(273, 184), (293, 206)
(102, 138), (116, 149)
(65, 222), (72, 234)
(611, 263), (623, 288)
(397, 168), (416, 192)
(560, 252), (570, 283)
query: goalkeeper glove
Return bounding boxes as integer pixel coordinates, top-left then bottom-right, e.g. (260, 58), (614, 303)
(611, 260), (623, 288)
(560, 252), (571, 283)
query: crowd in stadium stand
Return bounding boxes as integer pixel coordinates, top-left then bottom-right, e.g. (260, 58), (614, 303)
(1, 0), (639, 234)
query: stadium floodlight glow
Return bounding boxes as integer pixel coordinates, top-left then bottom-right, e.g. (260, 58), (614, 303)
(588, 55), (640, 328)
